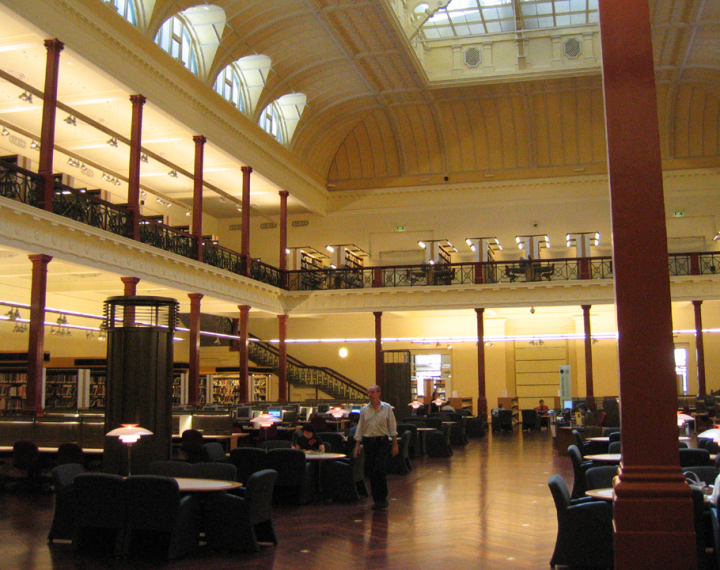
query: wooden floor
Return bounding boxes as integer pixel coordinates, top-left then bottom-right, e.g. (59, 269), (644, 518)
(0, 429), (574, 570)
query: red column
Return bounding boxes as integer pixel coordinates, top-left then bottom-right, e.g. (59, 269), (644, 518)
(238, 305), (250, 403)
(475, 308), (487, 418)
(279, 190), (289, 287)
(278, 314), (288, 401)
(188, 293), (203, 407)
(693, 300), (706, 397)
(25, 254), (52, 415)
(120, 276), (139, 327)
(127, 94), (145, 241)
(599, 1), (695, 568)
(241, 166), (252, 277)
(192, 135), (206, 262)
(374, 312), (383, 387)
(582, 305), (594, 407)
(37, 39), (64, 212)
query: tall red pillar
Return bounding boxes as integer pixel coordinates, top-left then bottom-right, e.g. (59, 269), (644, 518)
(475, 308), (487, 418)
(37, 39), (64, 212)
(599, 1), (695, 568)
(25, 254), (52, 415)
(127, 94), (145, 241)
(581, 305), (595, 407)
(374, 312), (383, 388)
(121, 276), (140, 327)
(188, 294), (203, 407)
(278, 314), (288, 401)
(192, 135), (206, 262)
(693, 300), (706, 397)
(241, 166), (252, 277)
(238, 305), (250, 403)
(279, 190), (289, 287)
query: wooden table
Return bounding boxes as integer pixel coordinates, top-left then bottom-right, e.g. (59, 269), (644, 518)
(585, 453), (622, 463)
(173, 477), (242, 492)
(415, 427), (435, 455)
(586, 488), (614, 501)
(304, 451), (346, 461)
(587, 436), (610, 442)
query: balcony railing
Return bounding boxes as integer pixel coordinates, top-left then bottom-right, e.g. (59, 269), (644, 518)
(53, 184), (128, 238)
(2, 158), (720, 293)
(139, 217), (196, 260)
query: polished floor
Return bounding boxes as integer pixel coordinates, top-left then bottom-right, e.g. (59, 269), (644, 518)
(0, 429), (574, 570)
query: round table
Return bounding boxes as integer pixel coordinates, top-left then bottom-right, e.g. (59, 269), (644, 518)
(584, 453), (622, 463)
(173, 477), (242, 492)
(304, 452), (346, 460)
(586, 436), (610, 442)
(586, 488), (614, 501)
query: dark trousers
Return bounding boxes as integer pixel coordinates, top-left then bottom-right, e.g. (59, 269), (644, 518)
(362, 436), (390, 503)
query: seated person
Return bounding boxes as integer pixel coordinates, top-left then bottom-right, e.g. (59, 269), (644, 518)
(576, 403), (597, 426)
(441, 403), (456, 412)
(293, 424), (326, 453)
(535, 399), (549, 413)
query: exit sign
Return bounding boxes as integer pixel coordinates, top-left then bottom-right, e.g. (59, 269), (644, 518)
(396, 226), (405, 231)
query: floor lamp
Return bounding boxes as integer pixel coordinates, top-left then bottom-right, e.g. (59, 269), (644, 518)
(106, 424), (153, 476)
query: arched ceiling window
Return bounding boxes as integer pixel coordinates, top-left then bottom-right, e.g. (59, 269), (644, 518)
(259, 93), (307, 146)
(104, 0), (138, 26)
(214, 54), (272, 116)
(420, 0), (599, 39)
(154, 5), (226, 79)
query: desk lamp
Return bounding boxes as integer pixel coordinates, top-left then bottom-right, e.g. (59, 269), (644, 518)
(251, 413), (281, 441)
(409, 400), (423, 415)
(106, 424), (152, 476)
(433, 397), (444, 408)
(329, 406), (348, 419)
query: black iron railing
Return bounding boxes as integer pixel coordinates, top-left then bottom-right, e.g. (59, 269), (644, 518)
(2, 158), (720, 293)
(248, 336), (366, 400)
(139, 217), (196, 259)
(53, 184), (128, 238)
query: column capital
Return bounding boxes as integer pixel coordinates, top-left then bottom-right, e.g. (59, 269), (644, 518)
(193, 134), (207, 145)
(44, 38), (64, 54)
(29, 253), (53, 264)
(279, 190), (289, 198)
(241, 165), (253, 174)
(188, 293), (204, 301)
(129, 94), (146, 106)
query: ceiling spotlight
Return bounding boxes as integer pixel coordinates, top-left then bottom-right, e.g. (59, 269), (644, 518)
(236, 206), (242, 212)
(64, 115), (77, 126)
(185, 210), (191, 217)
(2, 127), (9, 137)
(168, 170), (178, 178)
(30, 140), (40, 150)
(140, 153), (149, 163)
(530, 307), (535, 314)
(107, 137), (118, 148)
(18, 91), (33, 104)
(86, 330), (95, 341)
(140, 190), (146, 196)
(219, 196), (226, 203)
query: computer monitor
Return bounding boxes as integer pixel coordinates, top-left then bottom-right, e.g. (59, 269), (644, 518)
(252, 410), (263, 419)
(235, 406), (252, 421)
(351, 405), (362, 414)
(267, 407), (282, 419)
(299, 406), (313, 421)
(563, 400), (573, 410)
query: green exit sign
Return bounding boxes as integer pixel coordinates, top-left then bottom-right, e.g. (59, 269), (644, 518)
(396, 226), (405, 231)
(674, 211), (684, 217)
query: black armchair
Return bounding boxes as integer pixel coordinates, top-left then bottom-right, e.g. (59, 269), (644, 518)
(228, 447), (268, 485)
(521, 409), (539, 432)
(548, 474), (614, 569)
(387, 430), (412, 475)
(585, 465), (618, 490)
(265, 448), (314, 505)
(679, 448), (712, 468)
(205, 469), (278, 553)
(123, 475), (202, 561)
(200, 441), (228, 463)
(567, 444), (596, 500)
(48, 463), (85, 542)
(72, 472), (126, 557)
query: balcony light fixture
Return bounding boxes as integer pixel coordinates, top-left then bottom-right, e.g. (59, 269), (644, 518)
(64, 115), (77, 126)
(30, 140), (40, 150)
(107, 137), (118, 148)
(140, 153), (149, 163)
(167, 169), (178, 178)
(18, 91), (32, 104)
(1, 127), (9, 136)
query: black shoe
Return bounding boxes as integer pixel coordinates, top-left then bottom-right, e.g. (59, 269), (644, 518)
(372, 501), (388, 510)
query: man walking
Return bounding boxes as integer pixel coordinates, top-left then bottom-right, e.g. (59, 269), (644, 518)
(353, 384), (398, 510)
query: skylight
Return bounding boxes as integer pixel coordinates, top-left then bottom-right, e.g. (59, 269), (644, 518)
(419, 0), (599, 39)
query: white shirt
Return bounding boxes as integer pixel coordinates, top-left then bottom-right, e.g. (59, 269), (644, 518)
(354, 401), (398, 441)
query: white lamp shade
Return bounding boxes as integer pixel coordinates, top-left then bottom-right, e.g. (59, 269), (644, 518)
(330, 406), (348, 418)
(251, 414), (282, 428)
(677, 413), (694, 426)
(433, 398), (444, 406)
(697, 428), (720, 440)
(409, 400), (423, 409)
(106, 424), (153, 444)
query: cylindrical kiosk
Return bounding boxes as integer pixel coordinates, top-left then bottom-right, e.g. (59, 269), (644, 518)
(102, 296), (178, 476)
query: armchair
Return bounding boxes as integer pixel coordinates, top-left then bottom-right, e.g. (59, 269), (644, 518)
(548, 474), (614, 569)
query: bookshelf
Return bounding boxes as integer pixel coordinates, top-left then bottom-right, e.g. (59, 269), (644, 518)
(44, 369), (81, 410)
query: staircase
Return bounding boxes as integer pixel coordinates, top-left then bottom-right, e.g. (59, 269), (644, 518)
(247, 335), (366, 400)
